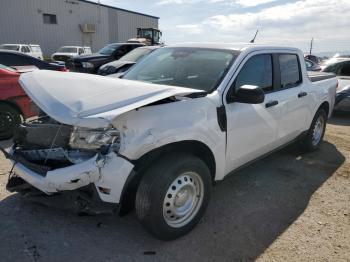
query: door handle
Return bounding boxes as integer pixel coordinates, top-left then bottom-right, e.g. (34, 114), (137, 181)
(298, 91), (308, 98)
(265, 100), (278, 108)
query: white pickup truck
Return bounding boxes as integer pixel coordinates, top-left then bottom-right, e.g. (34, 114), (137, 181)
(3, 43), (337, 240)
(0, 44), (43, 60)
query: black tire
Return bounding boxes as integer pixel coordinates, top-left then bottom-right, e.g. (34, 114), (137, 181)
(0, 104), (22, 140)
(135, 153), (211, 240)
(300, 108), (327, 152)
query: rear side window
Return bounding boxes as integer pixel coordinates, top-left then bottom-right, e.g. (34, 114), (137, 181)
(115, 45), (130, 58)
(235, 54), (273, 92)
(279, 54), (301, 88)
(0, 53), (30, 66)
(21, 46), (30, 53)
(31, 46), (41, 52)
(0, 53), (49, 68)
(338, 62), (350, 76)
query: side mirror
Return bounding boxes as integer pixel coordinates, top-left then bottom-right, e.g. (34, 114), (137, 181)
(228, 85), (265, 104)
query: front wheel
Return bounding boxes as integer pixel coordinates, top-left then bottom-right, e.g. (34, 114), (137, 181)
(135, 153), (211, 240)
(300, 108), (327, 152)
(0, 104), (21, 140)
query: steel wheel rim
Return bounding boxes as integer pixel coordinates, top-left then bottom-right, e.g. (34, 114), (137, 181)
(163, 171), (204, 228)
(312, 115), (324, 146)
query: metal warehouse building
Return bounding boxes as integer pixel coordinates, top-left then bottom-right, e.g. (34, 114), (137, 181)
(0, 0), (159, 56)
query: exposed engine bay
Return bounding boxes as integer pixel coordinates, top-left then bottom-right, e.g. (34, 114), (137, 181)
(11, 117), (120, 175)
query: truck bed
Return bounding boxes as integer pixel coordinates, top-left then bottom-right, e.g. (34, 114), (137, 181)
(308, 71), (336, 82)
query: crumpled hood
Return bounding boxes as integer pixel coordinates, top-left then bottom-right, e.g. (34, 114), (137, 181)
(19, 70), (204, 128)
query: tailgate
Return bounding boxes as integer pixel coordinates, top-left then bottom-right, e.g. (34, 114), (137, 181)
(308, 71), (336, 82)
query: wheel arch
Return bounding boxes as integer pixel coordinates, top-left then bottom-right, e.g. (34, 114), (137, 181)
(118, 140), (216, 215)
(318, 100), (330, 117)
(0, 100), (24, 117)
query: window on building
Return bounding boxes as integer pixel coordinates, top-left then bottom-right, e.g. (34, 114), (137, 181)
(43, 14), (57, 24)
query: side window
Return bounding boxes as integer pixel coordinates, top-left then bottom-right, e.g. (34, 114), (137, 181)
(323, 63), (339, 74)
(78, 48), (84, 55)
(305, 60), (312, 69)
(21, 46), (29, 53)
(115, 46), (128, 58)
(0, 53), (30, 66)
(338, 62), (350, 76)
(279, 54), (301, 88)
(132, 45), (142, 50)
(0, 54), (12, 66)
(235, 54), (273, 92)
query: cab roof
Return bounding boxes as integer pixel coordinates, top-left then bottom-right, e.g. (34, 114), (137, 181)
(167, 42), (300, 52)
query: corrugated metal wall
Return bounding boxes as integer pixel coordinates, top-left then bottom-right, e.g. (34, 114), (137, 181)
(0, 0), (158, 56)
(112, 10), (158, 42)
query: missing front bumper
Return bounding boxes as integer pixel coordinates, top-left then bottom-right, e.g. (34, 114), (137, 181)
(4, 149), (134, 204)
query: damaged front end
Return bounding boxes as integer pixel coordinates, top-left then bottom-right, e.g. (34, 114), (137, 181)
(4, 117), (134, 213)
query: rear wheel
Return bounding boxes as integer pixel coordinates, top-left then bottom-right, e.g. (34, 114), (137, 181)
(135, 153), (211, 240)
(0, 104), (21, 140)
(300, 109), (327, 152)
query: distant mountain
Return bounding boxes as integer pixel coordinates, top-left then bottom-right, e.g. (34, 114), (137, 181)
(313, 50), (350, 58)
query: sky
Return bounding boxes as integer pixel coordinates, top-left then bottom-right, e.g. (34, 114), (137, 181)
(93, 0), (350, 54)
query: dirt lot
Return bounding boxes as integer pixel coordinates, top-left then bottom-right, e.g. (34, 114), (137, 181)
(0, 115), (349, 262)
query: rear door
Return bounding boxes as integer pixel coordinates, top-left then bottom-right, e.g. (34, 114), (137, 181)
(272, 53), (310, 145)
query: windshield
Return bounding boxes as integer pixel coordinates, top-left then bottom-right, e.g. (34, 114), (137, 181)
(98, 44), (120, 55)
(58, 47), (77, 53)
(0, 45), (20, 51)
(120, 48), (152, 62)
(322, 61), (349, 75)
(123, 47), (239, 91)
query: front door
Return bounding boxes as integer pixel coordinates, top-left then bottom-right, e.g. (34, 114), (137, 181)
(224, 53), (281, 173)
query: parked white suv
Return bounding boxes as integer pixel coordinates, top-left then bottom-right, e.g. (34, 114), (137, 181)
(4, 43), (337, 240)
(0, 44), (43, 60)
(51, 46), (92, 62)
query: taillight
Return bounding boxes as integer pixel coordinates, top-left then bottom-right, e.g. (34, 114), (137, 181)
(336, 80), (340, 92)
(59, 67), (69, 72)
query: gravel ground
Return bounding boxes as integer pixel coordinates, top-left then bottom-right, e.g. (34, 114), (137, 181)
(0, 114), (349, 262)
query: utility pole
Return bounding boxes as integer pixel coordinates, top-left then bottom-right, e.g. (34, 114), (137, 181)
(250, 30), (259, 43)
(309, 37), (313, 55)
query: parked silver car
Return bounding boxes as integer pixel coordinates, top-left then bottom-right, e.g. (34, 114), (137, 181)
(322, 59), (350, 112)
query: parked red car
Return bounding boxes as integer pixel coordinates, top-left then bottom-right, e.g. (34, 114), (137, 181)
(0, 64), (38, 139)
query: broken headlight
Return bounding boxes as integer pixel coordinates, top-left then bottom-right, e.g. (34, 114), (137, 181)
(69, 127), (120, 151)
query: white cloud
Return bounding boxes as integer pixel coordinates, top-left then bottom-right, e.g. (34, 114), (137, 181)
(204, 0), (349, 30)
(234, 0), (278, 7)
(176, 24), (203, 34)
(157, 0), (201, 5)
(158, 0), (277, 6)
(174, 0), (350, 51)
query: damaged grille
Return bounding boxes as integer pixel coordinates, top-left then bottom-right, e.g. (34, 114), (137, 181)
(14, 121), (73, 149)
(11, 119), (96, 176)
